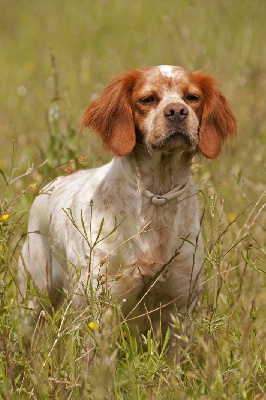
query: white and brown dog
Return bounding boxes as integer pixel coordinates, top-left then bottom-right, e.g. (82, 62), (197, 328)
(18, 65), (236, 340)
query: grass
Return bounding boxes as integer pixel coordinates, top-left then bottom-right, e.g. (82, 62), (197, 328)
(1, 0), (266, 398)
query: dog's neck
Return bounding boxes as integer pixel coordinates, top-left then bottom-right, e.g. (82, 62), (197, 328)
(121, 144), (193, 196)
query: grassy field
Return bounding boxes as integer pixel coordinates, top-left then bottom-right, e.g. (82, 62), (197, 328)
(1, 0), (266, 398)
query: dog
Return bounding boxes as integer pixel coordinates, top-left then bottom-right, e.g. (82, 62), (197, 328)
(18, 65), (236, 343)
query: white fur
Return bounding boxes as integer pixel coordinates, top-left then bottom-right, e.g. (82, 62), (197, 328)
(18, 68), (204, 340)
(158, 65), (185, 80)
(158, 65), (174, 77)
(18, 150), (202, 337)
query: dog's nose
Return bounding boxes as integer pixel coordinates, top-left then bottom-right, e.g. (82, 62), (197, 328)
(164, 103), (189, 121)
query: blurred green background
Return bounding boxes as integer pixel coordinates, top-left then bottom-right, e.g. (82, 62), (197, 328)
(0, 0), (266, 187)
(1, 2), (266, 396)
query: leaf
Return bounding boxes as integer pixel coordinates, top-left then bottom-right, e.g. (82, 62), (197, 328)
(160, 327), (171, 356)
(0, 168), (9, 186)
(80, 209), (89, 243)
(242, 251), (266, 275)
(93, 218), (104, 246)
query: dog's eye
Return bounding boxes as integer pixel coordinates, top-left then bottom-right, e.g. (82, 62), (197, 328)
(185, 94), (200, 102)
(140, 96), (157, 105)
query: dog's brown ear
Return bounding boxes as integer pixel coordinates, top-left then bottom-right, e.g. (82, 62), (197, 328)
(192, 72), (237, 159)
(82, 70), (140, 157)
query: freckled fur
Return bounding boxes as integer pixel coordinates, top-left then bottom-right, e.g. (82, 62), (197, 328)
(18, 65), (236, 342)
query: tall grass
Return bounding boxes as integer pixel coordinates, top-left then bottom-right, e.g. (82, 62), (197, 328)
(1, 0), (266, 398)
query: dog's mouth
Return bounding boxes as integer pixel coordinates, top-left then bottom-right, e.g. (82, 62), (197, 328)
(148, 130), (194, 151)
(168, 129), (192, 143)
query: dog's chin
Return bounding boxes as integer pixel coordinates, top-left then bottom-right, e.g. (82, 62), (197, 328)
(147, 132), (197, 153)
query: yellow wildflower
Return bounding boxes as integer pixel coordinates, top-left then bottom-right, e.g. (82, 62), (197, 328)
(78, 154), (89, 164)
(88, 321), (100, 330)
(100, 257), (106, 266)
(0, 214), (9, 223)
(115, 273), (124, 281)
(29, 183), (38, 192)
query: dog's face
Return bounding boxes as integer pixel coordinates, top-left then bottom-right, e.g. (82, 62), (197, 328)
(82, 65), (236, 159)
(130, 65), (204, 153)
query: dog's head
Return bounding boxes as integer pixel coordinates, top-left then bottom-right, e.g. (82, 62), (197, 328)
(82, 65), (236, 159)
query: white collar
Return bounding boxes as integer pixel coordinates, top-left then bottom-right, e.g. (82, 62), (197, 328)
(121, 159), (189, 206)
